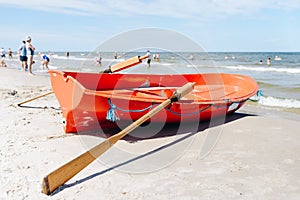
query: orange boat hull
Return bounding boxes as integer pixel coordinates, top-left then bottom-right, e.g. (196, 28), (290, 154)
(49, 70), (258, 133)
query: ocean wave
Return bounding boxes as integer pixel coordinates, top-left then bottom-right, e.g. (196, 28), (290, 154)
(102, 58), (125, 62)
(257, 96), (300, 108)
(223, 65), (300, 74)
(51, 54), (92, 61)
(256, 81), (278, 88)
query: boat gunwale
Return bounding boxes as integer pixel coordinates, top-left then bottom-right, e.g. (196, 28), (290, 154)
(49, 70), (258, 104)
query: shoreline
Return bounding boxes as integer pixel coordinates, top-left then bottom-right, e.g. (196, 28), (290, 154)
(0, 67), (299, 199)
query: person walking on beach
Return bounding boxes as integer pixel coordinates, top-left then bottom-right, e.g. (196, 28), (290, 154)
(0, 47), (7, 67)
(26, 36), (35, 75)
(18, 41), (28, 71)
(8, 48), (13, 60)
(0, 47), (5, 58)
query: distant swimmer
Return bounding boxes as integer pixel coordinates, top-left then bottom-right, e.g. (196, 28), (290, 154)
(259, 60), (263, 65)
(155, 53), (160, 62)
(66, 51), (70, 58)
(267, 57), (271, 65)
(189, 54), (194, 60)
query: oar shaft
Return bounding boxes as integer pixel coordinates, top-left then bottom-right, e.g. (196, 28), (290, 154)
(42, 100), (171, 195)
(109, 99), (172, 143)
(42, 82), (195, 195)
(42, 99), (172, 195)
(17, 91), (53, 106)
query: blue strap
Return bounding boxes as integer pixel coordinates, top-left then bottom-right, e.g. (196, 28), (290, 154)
(106, 98), (155, 122)
(106, 99), (120, 122)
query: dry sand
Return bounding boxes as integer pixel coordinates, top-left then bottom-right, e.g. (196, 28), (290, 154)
(0, 67), (299, 200)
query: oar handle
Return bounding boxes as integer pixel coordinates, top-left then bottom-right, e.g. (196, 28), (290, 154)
(42, 82), (195, 195)
(170, 82), (195, 102)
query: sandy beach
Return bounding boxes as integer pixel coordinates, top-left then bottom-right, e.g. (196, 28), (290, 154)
(0, 66), (299, 200)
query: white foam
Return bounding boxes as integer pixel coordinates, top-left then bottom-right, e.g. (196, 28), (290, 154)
(257, 96), (300, 108)
(102, 58), (125, 62)
(51, 54), (91, 61)
(223, 65), (300, 74)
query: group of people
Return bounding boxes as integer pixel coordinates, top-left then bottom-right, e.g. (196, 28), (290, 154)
(17, 36), (50, 75)
(153, 53), (160, 62)
(18, 36), (35, 74)
(259, 57), (272, 65)
(146, 51), (160, 67)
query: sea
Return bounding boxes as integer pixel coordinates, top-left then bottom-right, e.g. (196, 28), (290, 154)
(12, 51), (300, 116)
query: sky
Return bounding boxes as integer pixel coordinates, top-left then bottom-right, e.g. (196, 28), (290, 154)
(0, 0), (300, 52)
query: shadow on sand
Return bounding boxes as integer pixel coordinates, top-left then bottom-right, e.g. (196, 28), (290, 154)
(51, 112), (255, 195)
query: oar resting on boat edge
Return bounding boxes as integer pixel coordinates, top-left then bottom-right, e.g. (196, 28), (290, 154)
(100, 54), (149, 73)
(41, 82), (196, 195)
(17, 54), (149, 107)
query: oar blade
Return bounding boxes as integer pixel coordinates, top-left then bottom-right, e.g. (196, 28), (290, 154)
(110, 54), (148, 73)
(42, 140), (112, 195)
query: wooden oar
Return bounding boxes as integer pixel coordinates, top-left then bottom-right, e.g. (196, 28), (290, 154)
(41, 82), (196, 195)
(101, 54), (149, 73)
(17, 91), (54, 107)
(17, 54), (149, 107)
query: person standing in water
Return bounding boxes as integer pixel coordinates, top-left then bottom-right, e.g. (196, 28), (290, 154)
(267, 57), (271, 66)
(26, 36), (35, 75)
(39, 52), (50, 70)
(146, 50), (151, 67)
(8, 48), (13, 60)
(96, 52), (102, 66)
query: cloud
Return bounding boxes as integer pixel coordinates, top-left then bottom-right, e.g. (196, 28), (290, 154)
(0, 0), (106, 15)
(1, 0), (299, 18)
